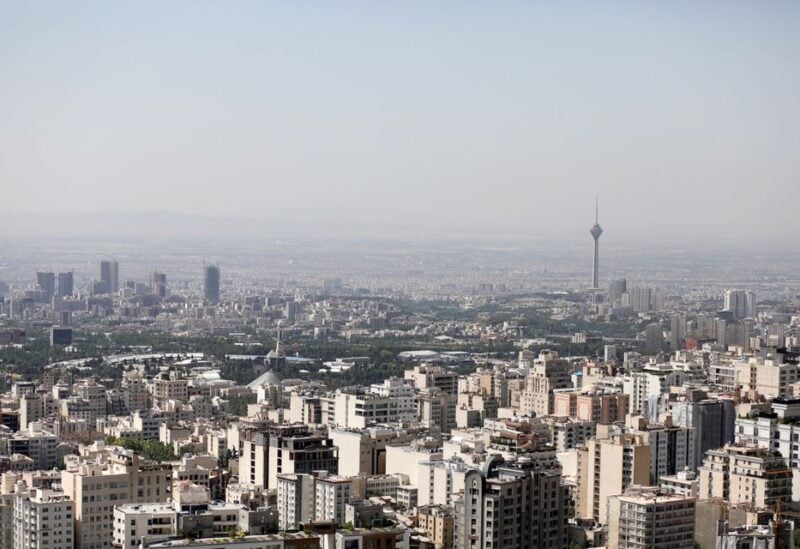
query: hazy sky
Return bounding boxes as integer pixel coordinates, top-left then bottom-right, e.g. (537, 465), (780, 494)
(2, 2), (799, 242)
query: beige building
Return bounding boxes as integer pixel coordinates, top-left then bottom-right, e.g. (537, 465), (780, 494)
(606, 487), (696, 549)
(576, 433), (651, 525)
(698, 444), (792, 509)
(520, 350), (573, 417)
(385, 441), (443, 502)
(152, 374), (190, 405)
(735, 356), (799, 399)
(61, 446), (172, 549)
(553, 389), (628, 424)
(329, 426), (407, 477)
(416, 505), (454, 549)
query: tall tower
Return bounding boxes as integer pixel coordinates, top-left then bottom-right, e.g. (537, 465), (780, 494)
(100, 260), (119, 293)
(590, 199), (603, 289)
(203, 264), (220, 304)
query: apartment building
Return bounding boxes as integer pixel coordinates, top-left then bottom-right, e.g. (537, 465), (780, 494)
(6, 423), (59, 470)
(576, 433), (651, 525)
(416, 505), (454, 549)
(606, 488), (696, 549)
(314, 475), (352, 526)
(520, 350), (574, 417)
(13, 485), (74, 549)
(698, 444), (792, 509)
(277, 473), (315, 531)
(61, 447), (173, 549)
(239, 425), (338, 490)
(453, 456), (566, 549)
(735, 355), (800, 400)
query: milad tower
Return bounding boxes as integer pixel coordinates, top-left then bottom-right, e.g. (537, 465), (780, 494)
(590, 199), (603, 289)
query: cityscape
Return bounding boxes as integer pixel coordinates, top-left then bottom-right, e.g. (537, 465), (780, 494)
(2, 3), (800, 549)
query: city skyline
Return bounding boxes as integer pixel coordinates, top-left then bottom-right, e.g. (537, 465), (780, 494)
(1, 4), (800, 549)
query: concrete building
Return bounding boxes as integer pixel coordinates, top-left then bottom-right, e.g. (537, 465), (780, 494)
(239, 426), (338, 491)
(19, 393), (58, 430)
(329, 383), (416, 429)
(314, 475), (352, 526)
(659, 468), (699, 498)
(6, 423), (59, 470)
(628, 416), (694, 484)
(152, 272), (167, 298)
(405, 364), (458, 433)
(100, 260), (119, 294)
(735, 355), (799, 400)
(203, 265), (221, 304)
(669, 395), (736, 471)
(724, 289), (756, 320)
(58, 271), (74, 297)
(520, 350), (573, 417)
(606, 487), (696, 549)
(453, 456), (566, 549)
(112, 482), (257, 548)
(277, 473), (315, 531)
(735, 399), (800, 468)
(645, 323), (664, 353)
(698, 444), (792, 509)
(13, 484), (74, 549)
(416, 505), (454, 549)
(329, 427), (406, 477)
(553, 389), (628, 424)
(147, 532), (321, 549)
(61, 446), (173, 549)
(385, 441), (443, 504)
(546, 417), (596, 452)
(576, 434), (651, 525)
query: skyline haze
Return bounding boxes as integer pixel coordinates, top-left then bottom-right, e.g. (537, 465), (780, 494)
(2, 2), (799, 243)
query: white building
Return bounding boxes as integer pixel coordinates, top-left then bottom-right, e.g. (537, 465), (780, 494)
(276, 473), (315, 531)
(314, 475), (352, 526)
(606, 488), (696, 549)
(13, 485), (74, 549)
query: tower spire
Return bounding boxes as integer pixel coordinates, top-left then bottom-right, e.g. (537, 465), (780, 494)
(595, 197), (599, 224)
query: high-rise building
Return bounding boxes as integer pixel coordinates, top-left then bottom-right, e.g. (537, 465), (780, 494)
(13, 485), (74, 549)
(203, 265), (220, 303)
(453, 456), (566, 549)
(61, 448), (172, 549)
(151, 272), (167, 298)
(520, 350), (573, 417)
(698, 444), (792, 509)
(669, 394), (736, 470)
(607, 278), (627, 304)
(100, 260), (119, 294)
(670, 313), (687, 351)
(576, 433), (651, 525)
(645, 322), (663, 353)
(590, 199), (603, 289)
(627, 287), (652, 313)
(724, 289), (756, 320)
(36, 272), (55, 301)
(606, 488), (696, 549)
(314, 475), (352, 525)
(57, 271), (74, 297)
(238, 426), (338, 491)
(277, 473), (316, 531)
